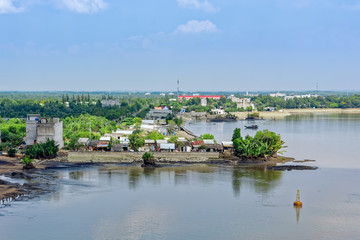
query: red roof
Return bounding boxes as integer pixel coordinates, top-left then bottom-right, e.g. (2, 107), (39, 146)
(178, 95), (225, 99)
(192, 140), (204, 146)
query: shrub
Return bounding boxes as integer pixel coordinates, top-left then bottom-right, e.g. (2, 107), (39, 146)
(7, 148), (17, 157)
(25, 139), (59, 159)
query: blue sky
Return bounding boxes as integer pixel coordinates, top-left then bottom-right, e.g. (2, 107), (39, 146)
(1, 0), (360, 91)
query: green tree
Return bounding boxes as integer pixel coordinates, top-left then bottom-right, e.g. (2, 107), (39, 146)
(200, 133), (215, 140)
(232, 128), (241, 141)
(129, 134), (144, 151)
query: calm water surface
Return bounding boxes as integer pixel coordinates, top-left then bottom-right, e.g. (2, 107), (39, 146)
(0, 114), (359, 240)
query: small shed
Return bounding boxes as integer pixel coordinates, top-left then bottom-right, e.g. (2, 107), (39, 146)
(222, 141), (234, 153)
(205, 144), (223, 152)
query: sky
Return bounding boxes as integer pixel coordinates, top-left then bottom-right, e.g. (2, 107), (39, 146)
(1, 0), (360, 92)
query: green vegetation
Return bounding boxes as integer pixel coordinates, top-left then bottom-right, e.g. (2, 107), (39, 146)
(233, 129), (285, 159)
(63, 114), (117, 148)
(7, 148), (17, 157)
(21, 156), (35, 169)
(129, 133), (145, 151)
(25, 139), (59, 159)
(145, 130), (165, 140)
(200, 133), (215, 140)
(142, 152), (155, 166)
(0, 118), (25, 149)
(0, 95), (154, 120)
(252, 95), (360, 110)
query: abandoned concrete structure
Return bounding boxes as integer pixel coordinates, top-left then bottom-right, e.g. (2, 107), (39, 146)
(26, 114), (64, 148)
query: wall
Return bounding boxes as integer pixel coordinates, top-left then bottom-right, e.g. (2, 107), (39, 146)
(37, 122), (64, 148)
(68, 152), (220, 163)
(25, 122), (37, 146)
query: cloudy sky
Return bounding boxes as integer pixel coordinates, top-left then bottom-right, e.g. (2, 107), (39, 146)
(1, 0), (360, 91)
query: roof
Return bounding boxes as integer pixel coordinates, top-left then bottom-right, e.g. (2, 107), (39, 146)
(142, 120), (155, 125)
(145, 139), (155, 144)
(203, 139), (215, 144)
(160, 143), (175, 150)
(156, 140), (168, 144)
(206, 144), (223, 150)
(89, 140), (99, 147)
(192, 140), (204, 146)
(115, 130), (133, 135)
(100, 136), (111, 141)
(178, 95), (225, 99)
(97, 143), (109, 147)
(222, 141), (233, 147)
(78, 138), (89, 144)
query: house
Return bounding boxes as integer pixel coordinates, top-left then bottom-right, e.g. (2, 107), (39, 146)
(178, 95), (225, 101)
(111, 143), (129, 152)
(78, 138), (89, 151)
(156, 139), (168, 151)
(211, 109), (225, 115)
(222, 141), (234, 153)
(203, 139), (222, 152)
(26, 114), (64, 148)
(176, 138), (191, 152)
(264, 107), (276, 112)
(89, 140), (99, 151)
(146, 107), (173, 120)
(97, 136), (111, 150)
(229, 96), (255, 109)
(192, 140), (204, 152)
(160, 143), (175, 152)
(205, 144), (223, 152)
(144, 139), (156, 152)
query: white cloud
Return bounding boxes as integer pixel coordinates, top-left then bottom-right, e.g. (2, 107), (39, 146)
(176, 0), (217, 12)
(60, 0), (107, 13)
(0, 0), (24, 14)
(175, 20), (218, 34)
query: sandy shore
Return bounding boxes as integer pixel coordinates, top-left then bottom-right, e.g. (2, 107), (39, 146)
(231, 108), (360, 120)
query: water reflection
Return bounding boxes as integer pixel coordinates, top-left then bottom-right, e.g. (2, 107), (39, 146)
(95, 164), (283, 197)
(294, 206), (302, 223)
(232, 166), (282, 197)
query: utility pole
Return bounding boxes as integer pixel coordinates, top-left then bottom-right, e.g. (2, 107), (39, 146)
(177, 79), (180, 102)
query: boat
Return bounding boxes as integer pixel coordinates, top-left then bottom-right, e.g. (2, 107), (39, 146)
(208, 115), (237, 122)
(245, 125), (258, 129)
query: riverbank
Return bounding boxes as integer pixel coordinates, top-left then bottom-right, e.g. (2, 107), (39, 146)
(231, 108), (360, 120)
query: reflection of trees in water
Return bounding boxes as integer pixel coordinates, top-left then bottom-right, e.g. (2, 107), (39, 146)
(232, 166), (282, 197)
(101, 165), (216, 190)
(69, 171), (84, 180)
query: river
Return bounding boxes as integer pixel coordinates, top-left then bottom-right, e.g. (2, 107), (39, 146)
(0, 113), (359, 240)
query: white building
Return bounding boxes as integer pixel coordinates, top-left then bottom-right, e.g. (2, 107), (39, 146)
(269, 92), (286, 98)
(201, 98), (207, 106)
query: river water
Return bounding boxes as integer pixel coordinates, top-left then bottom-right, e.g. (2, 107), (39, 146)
(0, 114), (360, 240)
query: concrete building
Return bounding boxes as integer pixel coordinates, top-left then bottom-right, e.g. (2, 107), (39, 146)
(146, 108), (172, 120)
(201, 98), (207, 106)
(26, 114), (64, 148)
(101, 99), (121, 107)
(229, 96), (255, 109)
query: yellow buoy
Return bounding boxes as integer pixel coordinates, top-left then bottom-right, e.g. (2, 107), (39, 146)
(293, 189), (303, 206)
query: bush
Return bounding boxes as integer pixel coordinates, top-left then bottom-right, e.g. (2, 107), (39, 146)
(142, 152), (155, 166)
(233, 129), (285, 159)
(7, 148), (17, 157)
(25, 139), (59, 159)
(21, 156), (35, 170)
